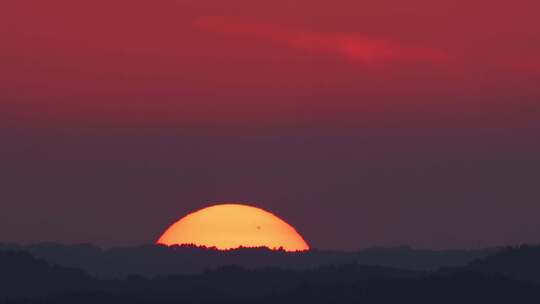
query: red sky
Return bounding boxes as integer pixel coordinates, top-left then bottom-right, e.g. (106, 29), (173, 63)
(3, 0), (539, 128)
(1, 0), (539, 249)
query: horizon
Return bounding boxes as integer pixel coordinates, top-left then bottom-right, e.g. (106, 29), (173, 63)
(0, 240), (519, 253)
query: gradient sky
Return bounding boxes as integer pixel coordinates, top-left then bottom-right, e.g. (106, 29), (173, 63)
(1, 0), (539, 250)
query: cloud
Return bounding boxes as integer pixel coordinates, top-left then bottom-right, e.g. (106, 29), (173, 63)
(194, 17), (449, 65)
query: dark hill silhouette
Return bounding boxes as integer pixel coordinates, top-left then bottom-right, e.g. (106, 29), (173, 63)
(0, 251), (95, 298)
(3, 262), (540, 304)
(2, 245), (540, 304)
(467, 244), (540, 283)
(0, 243), (495, 278)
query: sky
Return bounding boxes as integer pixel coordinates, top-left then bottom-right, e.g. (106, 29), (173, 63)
(1, 0), (539, 250)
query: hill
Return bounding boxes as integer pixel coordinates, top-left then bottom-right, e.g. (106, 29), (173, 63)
(2, 245), (540, 303)
(467, 244), (540, 283)
(0, 251), (95, 298)
(0, 243), (494, 278)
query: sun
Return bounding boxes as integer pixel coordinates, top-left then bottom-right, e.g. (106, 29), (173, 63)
(157, 203), (310, 252)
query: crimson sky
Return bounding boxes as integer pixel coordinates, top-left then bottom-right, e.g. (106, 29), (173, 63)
(1, 0), (539, 250)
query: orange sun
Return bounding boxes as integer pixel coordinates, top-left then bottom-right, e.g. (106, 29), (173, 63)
(157, 203), (309, 252)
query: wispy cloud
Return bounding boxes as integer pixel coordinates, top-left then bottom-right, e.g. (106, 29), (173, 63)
(194, 17), (449, 65)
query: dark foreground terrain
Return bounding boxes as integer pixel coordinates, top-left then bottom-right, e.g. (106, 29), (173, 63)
(0, 243), (495, 277)
(2, 244), (540, 304)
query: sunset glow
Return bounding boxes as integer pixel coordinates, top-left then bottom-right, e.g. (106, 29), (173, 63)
(157, 204), (310, 251)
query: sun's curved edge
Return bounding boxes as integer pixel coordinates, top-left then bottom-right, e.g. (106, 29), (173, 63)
(155, 202), (311, 252)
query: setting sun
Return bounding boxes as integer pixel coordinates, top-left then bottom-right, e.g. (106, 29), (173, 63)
(157, 203), (309, 251)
